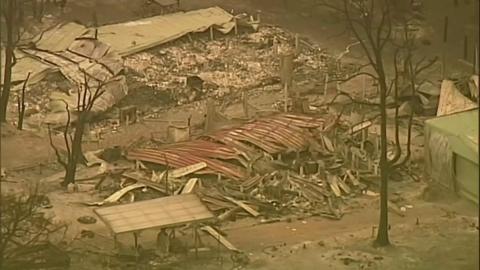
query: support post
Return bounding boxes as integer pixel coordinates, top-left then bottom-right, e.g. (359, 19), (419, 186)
(442, 16), (449, 79)
(114, 234), (118, 250)
(234, 17), (238, 35)
(474, 43), (479, 74)
(295, 33), (299, 54)
(443, 16), (449, 43)
(242, 90), (249, 118)
(133, 232), (139, 260)
(361, 129), (366, 150)
(194, 226), (199, 258)
(323, 73), (329, 96)
(362, 75), (366, 99)
(273, 37), (278, 55)
(210, 26), (214, 40)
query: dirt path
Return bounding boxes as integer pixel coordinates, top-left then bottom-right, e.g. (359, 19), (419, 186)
(55, 189), (477, 270)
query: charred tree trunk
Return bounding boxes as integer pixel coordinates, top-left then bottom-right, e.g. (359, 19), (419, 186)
(0, 0), (15, 123)
(38, 0), (45, 22)
(32, 0), (38, 18)
(16, 72), (30, 130)
(375, 61), (390, 246)
(62, 114), (86, 186)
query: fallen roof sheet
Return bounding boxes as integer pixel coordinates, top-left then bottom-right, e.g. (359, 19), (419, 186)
(1, 49), (56, 85)
(127, 113), (326, 180)
(437, 80), (478, 116)
(33, 22), (89, 52)
(93, 6), (235, 56)
(94, 194), (215, 235)
(21, 37), (127, 115)
(128, 146), (247, 180)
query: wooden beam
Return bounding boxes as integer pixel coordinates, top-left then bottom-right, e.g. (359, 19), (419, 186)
(223, 196), (259, 217)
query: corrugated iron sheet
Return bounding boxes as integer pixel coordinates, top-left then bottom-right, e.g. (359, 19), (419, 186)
(94, 194), (215, 235)
(93, 7), (235, 56)
(1, 49), (56, 85)
(21, 37), (127, 114)
(33, 22), (89, 52)
(127, 113), (326, 180)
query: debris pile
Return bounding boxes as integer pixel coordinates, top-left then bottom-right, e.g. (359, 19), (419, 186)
(75, 113), (373, 222)
(124, 26), (354, 106)
(8, 23), (128, 127)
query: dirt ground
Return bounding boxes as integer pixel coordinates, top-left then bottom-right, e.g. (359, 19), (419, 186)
(1, 0), (479, 269)
(3, 167), (478, 270)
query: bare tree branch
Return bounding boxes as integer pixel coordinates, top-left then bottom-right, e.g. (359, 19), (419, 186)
(329, 71), (379, 83)
(47, 125), (67, 170)
(326, 90), (381, 107)
(388, 49), (402, 166)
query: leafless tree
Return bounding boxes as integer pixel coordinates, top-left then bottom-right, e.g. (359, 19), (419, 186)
(0, 0), (24, 122)
(48, 72), (106, 187)
(317, 0), (436, 246)
(0, 187), (67, 268)
(0, 0), (48, 122)
(16, 72), (30, 130)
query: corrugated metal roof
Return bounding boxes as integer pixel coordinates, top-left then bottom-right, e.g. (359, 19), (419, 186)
(127, 113), (327, 180)
(94, 194), (215, 235)
(33, 22), (89, 52)
(1, 49), (56, 85)
(436, 80), (478, 116)
(94, 6), (235, 56)
(21, 36), (127, 114)
(128, 146), (247, 180)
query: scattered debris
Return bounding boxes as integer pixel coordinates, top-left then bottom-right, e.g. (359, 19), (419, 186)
(201, 225), (240, 252)
(437, 80), (478, 116)
(224, 196), (260, 217)
(77, 216), (97, 224)
(180, 178), (200, 194)
(86, 183), (146, 206)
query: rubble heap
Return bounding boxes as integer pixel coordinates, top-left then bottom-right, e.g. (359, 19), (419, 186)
(124, 26), (356, 106)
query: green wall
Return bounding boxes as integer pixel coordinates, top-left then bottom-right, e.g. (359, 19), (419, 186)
(455, 155), (479, 205)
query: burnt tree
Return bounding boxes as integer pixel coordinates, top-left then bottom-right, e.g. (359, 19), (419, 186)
(16, 72), (30, 130)
(318, 0), (436, 246)
(0, 186), (68, 269)
(0, 0), (23, 122)
(48, 72), (106, 186)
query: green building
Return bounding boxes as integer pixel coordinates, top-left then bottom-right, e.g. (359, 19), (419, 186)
(424, 109), (479, 204)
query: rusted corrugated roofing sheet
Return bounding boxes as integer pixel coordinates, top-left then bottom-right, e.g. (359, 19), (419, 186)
(127, 113), (326, 180)
(94, 194), (215, 235)
(128, 147), (247, 180)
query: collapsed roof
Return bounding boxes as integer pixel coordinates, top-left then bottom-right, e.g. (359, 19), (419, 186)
(127, 113), (335, 180)
(90, 6), (237, 56)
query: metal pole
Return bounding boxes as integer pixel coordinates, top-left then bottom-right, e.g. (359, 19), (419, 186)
(443, 16), (449, 43)
(234, 17), (238, 35)
(442, 16), (449, 79)
(194, 226), (199, 258)
(323, 73), (329, 96)
(295, 33), (299, 54)
(474, 43), (479, 74)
